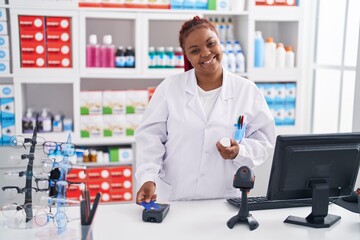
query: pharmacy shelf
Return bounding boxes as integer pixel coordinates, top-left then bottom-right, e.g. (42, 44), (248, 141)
(2, 0), (310, 144)
(74, 137), (135, 146)
(250, 6), (302, 21)
(82, 161), (133, 167)
(249, 68), (301, 81)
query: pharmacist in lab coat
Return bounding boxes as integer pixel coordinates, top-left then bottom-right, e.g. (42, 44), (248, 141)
(135, 16), (275, 203)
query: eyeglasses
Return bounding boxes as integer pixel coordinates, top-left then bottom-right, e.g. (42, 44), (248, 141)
(41, 158), (86, 174)
(43, 141), (77, 156)
(1, 186), (46, 200)
(35, 208), (69, 229)
(4, 170), (50, 189)
(9, 135), (45, 150)
(1, 203), (36, 219)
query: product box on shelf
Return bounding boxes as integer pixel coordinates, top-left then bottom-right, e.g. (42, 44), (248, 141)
(78, 0), (102, 8)
(125, 90), (148, 114)
(0, 35), (9, 48)
(1, 119), (15, 145)
(0, 60), (9, 73)
(80, 115), (103, 138)
(101, 0), (125, 8)
(1, 98), (15, 120)
(255, 0), (297, 6)
(46, 17), (71, 31)
(0, 21), (8, 35)
(103, 114), (126, 137)
(102, 90), (126, 115)
(0, 85), (13, 97)
(0, 48), (9, 60)
(80, 91), (103, 115)
(109, 147), (133, 162)
(125, 114), (143, 136)
(18, 16), (45, 30)
(0, 8), (6, 21)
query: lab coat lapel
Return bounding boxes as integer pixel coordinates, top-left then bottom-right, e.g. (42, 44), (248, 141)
(207, 70), (233, 125)
(185, 70), (207, 123)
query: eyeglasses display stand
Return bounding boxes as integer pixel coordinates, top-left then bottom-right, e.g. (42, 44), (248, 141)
(0, 127), (88, 232)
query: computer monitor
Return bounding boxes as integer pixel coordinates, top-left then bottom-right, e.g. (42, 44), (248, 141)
(267, 133), (360, 228)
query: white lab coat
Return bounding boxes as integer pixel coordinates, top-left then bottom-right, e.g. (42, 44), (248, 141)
(135, 69), (275, 201)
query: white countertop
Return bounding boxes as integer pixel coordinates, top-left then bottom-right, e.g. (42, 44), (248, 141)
(0, 199), (359, 240)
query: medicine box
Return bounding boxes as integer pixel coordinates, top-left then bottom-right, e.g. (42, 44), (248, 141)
(103, 90), (126, 115)
(0, 60), (9, 73)
(0, 35), (9, 48)
(80, 115), (103, 138)
(0, 8), (6, 21)
(125, 90), (148, 114)
(256, 0), (297, 6)
(125, 114), (143, 136)
(1, 98), (15, 120)
(80, 91), (102, 115)
(103, 115), (126, 137)
(285, 83), (296, 103)
(0, 21), (8, 35)
(1, 119), (15, 145)
(273, 83), (286, 104)
(0, 85), (14, 97)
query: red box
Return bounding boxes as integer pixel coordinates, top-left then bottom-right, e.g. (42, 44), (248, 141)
(46, 17), (71, 31)
(21, 42), (46, 55)
(256, 0), (297, 6)
(111, 179), (132, 191)
(18, 16), (45, 30)
(19, 29), (45, 42)
(21, 54), (46, 68)
(46, 30), (71, 43)
(47, 55), (72, 68)
(47, 42), (71, 55)
(111, 166), (132, 179)
(111, 190), (133, 202)
(67, 169), (87, 181)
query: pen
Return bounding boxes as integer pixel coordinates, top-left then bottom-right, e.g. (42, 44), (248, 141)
(237, 115), (242, 130)
(240, 115), (244, 129)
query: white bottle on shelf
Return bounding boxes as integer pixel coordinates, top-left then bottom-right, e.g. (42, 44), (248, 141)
(233, 40), (242, 53)
(276, 43), (286, 68)
(285, 45), (295, 68)
(222, 49), (229, 71)
(235, 49), (245, 73)
(227, 50), (236, 73)
(264, 37), (276, 68)
(226, 17), (234, 41)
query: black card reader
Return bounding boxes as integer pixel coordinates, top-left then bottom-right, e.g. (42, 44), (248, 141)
(142, 203), (170, 223)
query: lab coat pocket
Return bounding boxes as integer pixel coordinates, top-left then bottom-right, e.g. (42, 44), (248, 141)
(155, 177), (173, 201)
(234, 123), (246, 143)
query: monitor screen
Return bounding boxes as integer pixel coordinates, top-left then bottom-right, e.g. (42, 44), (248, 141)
(267, 133), (360, 228)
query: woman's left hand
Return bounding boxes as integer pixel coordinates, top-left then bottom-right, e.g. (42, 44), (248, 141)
(216, 139), (239, 160)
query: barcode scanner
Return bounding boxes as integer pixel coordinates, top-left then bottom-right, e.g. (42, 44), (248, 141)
(227, 166), (259, 231)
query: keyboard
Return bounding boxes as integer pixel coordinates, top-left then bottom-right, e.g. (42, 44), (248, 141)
(227, 196), (313, 211)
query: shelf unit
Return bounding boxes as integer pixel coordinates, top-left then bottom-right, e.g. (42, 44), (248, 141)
(0, 0), (310, 143)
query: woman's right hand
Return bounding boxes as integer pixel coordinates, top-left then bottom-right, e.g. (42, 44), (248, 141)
(136, 181), (157, 204)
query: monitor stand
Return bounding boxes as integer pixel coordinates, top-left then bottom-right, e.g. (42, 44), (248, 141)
(284, 182), (341, 228)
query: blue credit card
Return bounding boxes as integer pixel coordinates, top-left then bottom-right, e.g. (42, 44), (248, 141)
(140, 200), (161, 211)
